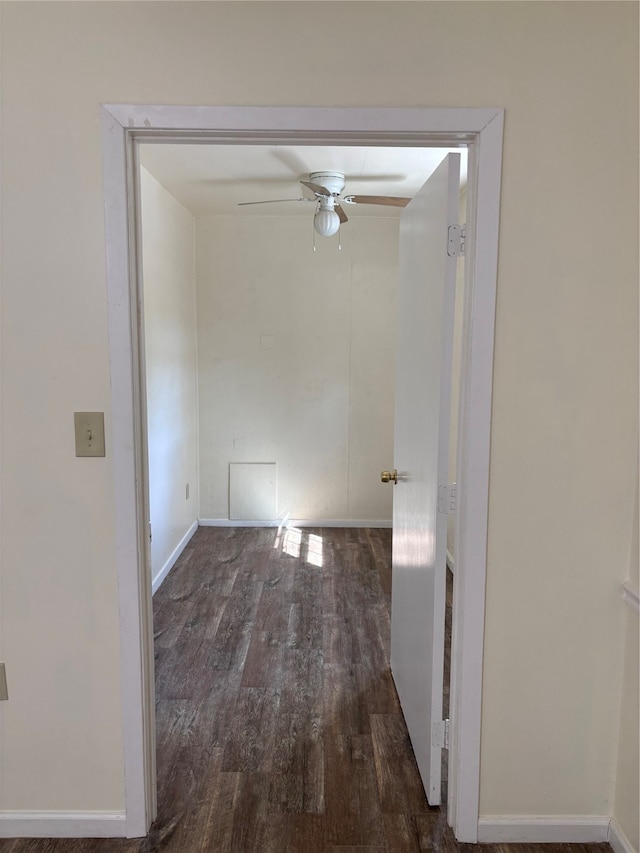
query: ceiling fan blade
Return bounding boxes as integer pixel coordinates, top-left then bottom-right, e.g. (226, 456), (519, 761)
(237, 197), (312, 206)
(269, 148), (311, 176)
(300, 180), (331, 197)
(344, 194), (411, 208)
(335, 204), (348, 224)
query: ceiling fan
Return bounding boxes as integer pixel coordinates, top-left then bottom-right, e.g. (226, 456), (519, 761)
(238, 171), (411, 237)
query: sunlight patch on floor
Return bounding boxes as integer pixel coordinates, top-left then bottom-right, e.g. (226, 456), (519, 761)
(273, 524), (323, 567)
(306, 533), (323, 567)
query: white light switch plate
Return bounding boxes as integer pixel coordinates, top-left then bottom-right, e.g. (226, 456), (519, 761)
(74, 412), (106, 457)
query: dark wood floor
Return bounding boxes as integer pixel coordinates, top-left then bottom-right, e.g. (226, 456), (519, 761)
(0, 527), (610, 853)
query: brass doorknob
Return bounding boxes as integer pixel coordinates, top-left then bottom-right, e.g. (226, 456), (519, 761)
(381, 469), (398, 484)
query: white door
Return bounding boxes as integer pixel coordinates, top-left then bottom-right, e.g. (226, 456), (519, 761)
(389, 153), (460, 806)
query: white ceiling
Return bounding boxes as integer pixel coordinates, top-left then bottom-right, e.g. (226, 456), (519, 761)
(139, 143), (468, 219)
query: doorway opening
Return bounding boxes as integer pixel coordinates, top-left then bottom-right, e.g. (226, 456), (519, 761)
(101, 104), (503, 842)
(136, 139), (467, 837)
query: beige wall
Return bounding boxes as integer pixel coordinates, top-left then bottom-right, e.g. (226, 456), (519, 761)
(195, 215), (396, 523)
(0, 1), (637, 822)
(140, 168), (199, 588)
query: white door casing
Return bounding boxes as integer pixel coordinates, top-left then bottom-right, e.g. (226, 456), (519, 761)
(100, 105), (503, 842)
(391, 153), (460, 805)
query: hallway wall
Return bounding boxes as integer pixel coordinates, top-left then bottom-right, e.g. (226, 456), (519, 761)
(0, 1), (637, 830)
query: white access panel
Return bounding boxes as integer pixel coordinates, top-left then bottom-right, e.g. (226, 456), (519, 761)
(229, 462), (277, 520)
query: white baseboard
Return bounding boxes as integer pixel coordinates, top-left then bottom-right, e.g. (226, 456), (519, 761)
(0, 811), (126, 838)
(198, 518), (393, 529)
(477, 815), (611, 844)
(446, 548), (455, 572)
(610, 818), (638, 853)
(152, 519), (198, 594)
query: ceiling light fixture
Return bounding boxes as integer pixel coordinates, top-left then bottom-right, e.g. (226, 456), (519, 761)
(313, 198), (341, 237)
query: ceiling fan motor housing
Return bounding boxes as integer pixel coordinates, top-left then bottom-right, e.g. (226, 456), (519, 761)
(308, 171), (345, 196)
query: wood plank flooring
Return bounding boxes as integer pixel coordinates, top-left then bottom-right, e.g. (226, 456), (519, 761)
(0, 527), (611, 853)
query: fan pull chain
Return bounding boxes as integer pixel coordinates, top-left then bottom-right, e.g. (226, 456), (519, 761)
(313, 201), (319, 251)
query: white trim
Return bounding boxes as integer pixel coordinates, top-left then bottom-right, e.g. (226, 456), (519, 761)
(622, 581), (640, 613)
(198, 518), (392, 529)
(446, 109), (503, 843)
(103, 104), (500, 137)
(0, 812), (126, 839)
(101, 106), (155, 839)
(609, 817), (638, 853)
(446, 548), (455, 572)
(151, 521), (198, 595)
(101, 104), (503, 843)
(477, 816), (611, 844)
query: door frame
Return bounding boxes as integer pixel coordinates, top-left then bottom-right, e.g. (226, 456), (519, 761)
(100, 104), (503, 842)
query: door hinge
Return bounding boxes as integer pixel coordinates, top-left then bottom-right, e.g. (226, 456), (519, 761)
(149, 523), (152, 543)
(437, 483), (457, 514)
(447, 223), (466, 257)
(432, 718), (450, 750)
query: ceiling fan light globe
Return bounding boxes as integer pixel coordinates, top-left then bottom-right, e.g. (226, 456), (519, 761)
(314, 208), (340, 237)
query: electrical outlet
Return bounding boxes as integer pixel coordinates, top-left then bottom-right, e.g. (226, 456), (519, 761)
(0, 663), (8, 701)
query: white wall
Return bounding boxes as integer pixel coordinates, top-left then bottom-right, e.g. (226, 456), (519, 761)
(613, 473), (639, 851)
(195, 215), (396, 523)
(0, 0), (637, 827)
(140, 168), (198, 589)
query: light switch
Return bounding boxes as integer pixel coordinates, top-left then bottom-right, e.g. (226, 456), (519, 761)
(74, 412), (106, 457)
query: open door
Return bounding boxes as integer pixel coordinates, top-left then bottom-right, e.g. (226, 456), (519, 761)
(388, 153), (460, 805)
